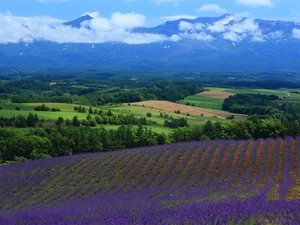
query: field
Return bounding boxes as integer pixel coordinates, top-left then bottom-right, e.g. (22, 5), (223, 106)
(0, 101), (242, 130)
(2, 86), (300, 131)
(0, 136), (299, 224)
(196, 90), (234, 99)
(0, 103), (86, 120)
(205, 87), (300, 98)
(131, 100), (246, 120)
(178, 95), (225, 110)
(0, 103), (175, 133)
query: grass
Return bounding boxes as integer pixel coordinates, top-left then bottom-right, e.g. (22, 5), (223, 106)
(0, 103), (90, 121)
(112, 104), (198, 126)
(100, 124), (172, 133)
(0, 102), (180, 133)
(178, 96), (224, 110)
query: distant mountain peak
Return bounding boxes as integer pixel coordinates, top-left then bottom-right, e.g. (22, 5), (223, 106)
(63, 15), (93, 28)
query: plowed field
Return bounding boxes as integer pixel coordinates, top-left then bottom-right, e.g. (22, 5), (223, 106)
(196, 90), (234, 99)
(132, 100), (245, 120)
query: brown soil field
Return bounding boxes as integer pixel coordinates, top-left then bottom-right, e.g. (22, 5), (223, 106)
(196, 90), (234, 99)
(132, 100), (245, 120)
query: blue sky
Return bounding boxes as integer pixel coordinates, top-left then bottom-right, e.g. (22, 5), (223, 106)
(1, 0), (300, 24)
(0, 0), (300, 44)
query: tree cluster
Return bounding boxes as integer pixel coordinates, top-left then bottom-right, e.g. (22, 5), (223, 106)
(0, 113), (39, 128)
(222, 93), (300, 120)
(34, 103), (60, 112)
(0, 125), (168, 165)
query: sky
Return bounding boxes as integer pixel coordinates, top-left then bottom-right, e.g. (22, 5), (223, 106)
(0, 0), (300, 44)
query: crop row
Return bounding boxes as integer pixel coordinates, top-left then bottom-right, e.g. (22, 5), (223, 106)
(0, 137), (299, 210)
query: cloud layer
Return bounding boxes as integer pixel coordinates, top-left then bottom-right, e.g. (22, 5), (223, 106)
(196, 4), (227, 14)
(0, 11), (178, 44)
(0, 12), (298, 44)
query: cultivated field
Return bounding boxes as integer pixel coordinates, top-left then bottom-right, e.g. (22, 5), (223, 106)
(132, 100), (246, 120)
(0, 137), (299, 224)
(206, 87), (300, 98)
(196, 90), (234, 99)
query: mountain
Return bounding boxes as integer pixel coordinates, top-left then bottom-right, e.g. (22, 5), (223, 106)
(0, 14), (300, 77)
(63, 15), (93, 28)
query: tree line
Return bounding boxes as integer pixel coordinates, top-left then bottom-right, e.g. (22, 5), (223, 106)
(222, 93), (300, 120)
(0, 78), (204, 106)
(2, 114), (300, 165)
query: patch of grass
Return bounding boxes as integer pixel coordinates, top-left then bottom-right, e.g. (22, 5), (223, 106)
(0, 103), (35, 111)
(178, 96), (224, 110)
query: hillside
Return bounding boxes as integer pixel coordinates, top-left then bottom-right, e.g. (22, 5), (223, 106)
(1, 137), (299, 224)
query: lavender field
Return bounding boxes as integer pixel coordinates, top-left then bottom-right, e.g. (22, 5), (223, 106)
(1, 137), (300, 224)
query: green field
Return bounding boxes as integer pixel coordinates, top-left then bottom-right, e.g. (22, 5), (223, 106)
(0, 103), (88, 121)
(175, 87), (300, 114)
(178, 96), (224, 110)
(206, 87), (300, 98)
(0, 102), (181, 133)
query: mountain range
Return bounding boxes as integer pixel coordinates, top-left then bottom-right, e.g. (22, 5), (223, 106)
(1, 14), (300, 77)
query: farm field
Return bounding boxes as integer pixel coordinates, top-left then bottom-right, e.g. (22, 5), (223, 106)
(178, 95), (225, 110)
(131, 100), (246, 120)
(0, 101), (239, 129)
(178, 87), (300, 113)
(0, 103), (87, 120)
(206, 87), (300, 98)
(0, 136), (299, 224)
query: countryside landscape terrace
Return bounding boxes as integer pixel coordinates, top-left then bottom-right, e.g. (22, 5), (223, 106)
(1, 0), (300, 224)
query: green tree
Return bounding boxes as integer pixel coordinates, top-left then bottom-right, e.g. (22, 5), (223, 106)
(26, 113), (38, 127)
(72, 116), (81, 127)
(89, 106), (93, 114)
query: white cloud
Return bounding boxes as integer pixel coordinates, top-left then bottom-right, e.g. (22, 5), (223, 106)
(196, 4), (227, 14)
(0, 11), (293, 45)
(268, 31), (283, 39)
(160, 15), (197, 22)
(236, 0), (274, 7)
(227, 19), (259, 33)
(88, 17), (112, 31)
(0, 12), (176, 44)
(223, 31), (246, 41)
(293, 28), (300, 38)
(181, 32), (214, 41)
(208, 21), (226, 33)
(179, 21), (193, 31)
(110, 12), (146, 29)
(179, 21), (204, 31)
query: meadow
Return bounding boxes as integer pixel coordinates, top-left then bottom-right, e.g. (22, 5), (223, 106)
(0, 136), (299, 224)
(0, 100), (236, 131)
(178, 95), (225, 110)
